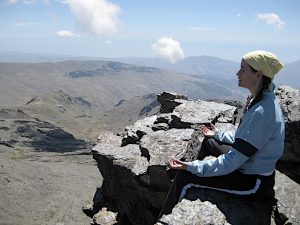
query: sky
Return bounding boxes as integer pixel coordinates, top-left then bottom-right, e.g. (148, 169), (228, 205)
(0, 0), (299, 63)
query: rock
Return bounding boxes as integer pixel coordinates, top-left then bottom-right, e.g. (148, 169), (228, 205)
(92, 144), (148, 176)
(92, 93), (239, 225)
(157, 92), (187, 113)
(97, 131), (122, 147)
(158, 170), (300, 225)
(276, 86), (300, 163)
(155, 113), (172, 124)
(157, 170), (300, 225)
(92, 208), (118, 225)
(183, 128), (204, 162)
(274, 171), (300, 224)
(122, 115), (157, 146)
(156, 199), (230, 225)
(91, 88), (300, 225)
(171, 100), (237, 128)
(140, 129), (194, 166)
(82, 201), (94, 217)
(0, 109), (87, 152)
(151, 123), (169, 131)
(82, 187), (104, 218)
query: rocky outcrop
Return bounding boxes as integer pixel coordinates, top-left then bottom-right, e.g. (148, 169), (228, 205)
(276, 86), (300, 163)
(156, 170), (300, 225)
(157, 171), (300, 225)
(276, 86), (300, 183)
(0, 108), (87, 152)
(91, 87), (300, 225)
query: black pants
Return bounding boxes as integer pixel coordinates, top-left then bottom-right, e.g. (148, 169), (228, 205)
(158, 137), (275, 218)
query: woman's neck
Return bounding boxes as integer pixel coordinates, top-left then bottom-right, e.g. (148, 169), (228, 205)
(249, 81), (263, 98)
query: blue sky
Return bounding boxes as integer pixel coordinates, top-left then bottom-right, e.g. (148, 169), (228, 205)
(0, 0), (299, 63)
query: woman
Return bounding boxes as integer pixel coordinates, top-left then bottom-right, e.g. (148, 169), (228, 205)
(158, 50), (285, 218)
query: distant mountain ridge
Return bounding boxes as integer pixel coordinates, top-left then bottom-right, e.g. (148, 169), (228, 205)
(116, 55), (239, 80)
(1, 51), (297, 88)
(114, 56), (300, 89)
(0, 60), (246, 111)
(66, 61), (160, 78)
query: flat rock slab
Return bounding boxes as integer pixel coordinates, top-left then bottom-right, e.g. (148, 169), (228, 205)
(140, 128), (194, 166)
(173, 100), (236, 125)
(92, 144), (148, 176)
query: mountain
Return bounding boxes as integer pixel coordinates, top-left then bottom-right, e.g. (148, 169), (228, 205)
(115, 56), (300, 89)
(275, 60), (300, 88)
(99, 93), (160, 134)
(0, 60), (246, 140)
(21, 90), (104, 141)
(0, 60), (246, 111)
(2, 51), (298, 88)
(20, 90), (160, 140)
(116, 56), (239, 80)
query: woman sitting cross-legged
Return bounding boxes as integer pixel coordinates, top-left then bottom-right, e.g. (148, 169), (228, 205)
(158, 50), (285, 219)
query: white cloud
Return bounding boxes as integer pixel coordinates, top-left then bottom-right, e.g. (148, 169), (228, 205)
(152, 36), (184, 63)
(56, 30), (76, 37)
(257, 13), (285, 29)
(65, 0), (121, 36)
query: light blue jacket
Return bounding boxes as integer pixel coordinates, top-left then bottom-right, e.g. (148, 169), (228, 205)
(186, 89), (285, 177)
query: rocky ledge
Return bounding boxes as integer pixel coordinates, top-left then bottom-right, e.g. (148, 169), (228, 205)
(89, 87), (300, 225)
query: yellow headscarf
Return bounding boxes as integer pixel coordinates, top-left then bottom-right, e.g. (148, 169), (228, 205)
(243, 50), (284, 90)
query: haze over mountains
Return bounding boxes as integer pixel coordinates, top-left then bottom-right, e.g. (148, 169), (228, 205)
(113, 56), (300, 89)
(0, 51), (298, 89)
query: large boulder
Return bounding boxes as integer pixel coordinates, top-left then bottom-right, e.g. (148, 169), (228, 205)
(91, 88), (300, 225)
(276, 86), (300, 163)
(157, 170), (300, 225)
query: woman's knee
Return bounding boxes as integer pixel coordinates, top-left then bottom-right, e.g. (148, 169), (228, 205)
(174, 170), (192, 187)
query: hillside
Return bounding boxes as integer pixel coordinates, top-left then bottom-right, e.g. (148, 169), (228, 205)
(99, 93), (160, 134)
(20, 91), (160, 141)
(0, 60), (246, 111)
(21, 90), (104, 141)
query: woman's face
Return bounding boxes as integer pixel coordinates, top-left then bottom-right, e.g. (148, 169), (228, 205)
(236, 59), (261, 90)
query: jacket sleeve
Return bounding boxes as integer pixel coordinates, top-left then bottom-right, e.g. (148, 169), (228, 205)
(233, 106), (274, 157)
(214, 130), (236, 144)
(186, 148), (248, 177)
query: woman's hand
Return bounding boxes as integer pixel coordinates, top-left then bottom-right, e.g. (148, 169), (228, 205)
(168, 158), (188, 170)
(202, 124), (217, 137)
